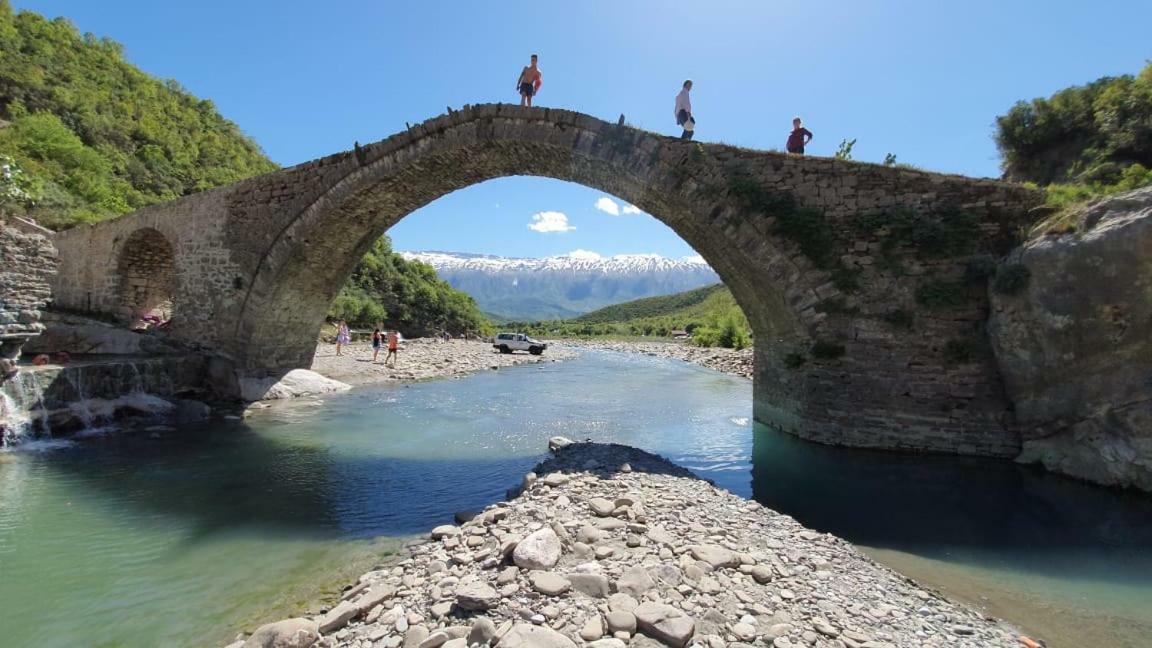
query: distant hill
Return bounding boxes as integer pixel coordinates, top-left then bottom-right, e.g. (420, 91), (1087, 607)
(401, 251), (720, 321)
(576, 284), (728, 323)
(505, 283), (750, 349)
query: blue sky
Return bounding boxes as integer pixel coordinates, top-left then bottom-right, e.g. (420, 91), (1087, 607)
(15, 0), (1152, 258)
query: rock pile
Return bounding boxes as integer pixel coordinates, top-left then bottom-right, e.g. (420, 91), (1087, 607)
(559, 341), (753, 380)
(231, 441), (1025, 648)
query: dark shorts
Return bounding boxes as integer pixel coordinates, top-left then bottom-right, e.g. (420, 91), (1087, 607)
(519, 82), (535, 97)
(676, 109), (692, 126)
(787, 145), (805, 155)
(372, 341), (380, 349)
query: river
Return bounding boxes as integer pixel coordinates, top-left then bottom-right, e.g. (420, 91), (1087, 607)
(0, 350), (1149, 647)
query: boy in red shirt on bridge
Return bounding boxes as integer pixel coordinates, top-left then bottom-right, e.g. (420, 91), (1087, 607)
(787, 117), (813, 154)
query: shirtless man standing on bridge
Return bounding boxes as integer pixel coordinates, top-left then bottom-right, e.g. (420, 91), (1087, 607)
(517, 54), (543, 107)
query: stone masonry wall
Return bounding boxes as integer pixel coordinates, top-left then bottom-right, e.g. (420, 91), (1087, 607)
(1, 217), (58, 363)
(50, 104), (1041, 458)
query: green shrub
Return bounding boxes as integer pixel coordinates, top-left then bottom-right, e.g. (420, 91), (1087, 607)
(965, 254), (998, 283)
(881, 309), (914, 329)
(774, 206), (836, 268)
(726, 173), (836, 268)
(811, 340), (846, 359)
(834, 139), (856, 161)
(831, 264), (861, 293)
(943, 338), (976, 364)
(783, 352), (806, 369)
(856, 207), (979, 260)
(915, 280), (967, 309)
(992, 263), (1031, 295)
(814, 297), (859, 315)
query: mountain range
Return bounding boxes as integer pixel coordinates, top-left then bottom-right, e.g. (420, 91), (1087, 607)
(399, 251), (720, 321)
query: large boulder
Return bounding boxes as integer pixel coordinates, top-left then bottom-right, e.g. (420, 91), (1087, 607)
(243, 618), (320, 648)
(512, 528), (562, 570)
(989, 187), (1152, 491)
(238, 369), (352, 401)
(495, 624), (576, 648)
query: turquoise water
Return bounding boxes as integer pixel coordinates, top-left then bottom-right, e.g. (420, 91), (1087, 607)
(1, 350), (1150, 647)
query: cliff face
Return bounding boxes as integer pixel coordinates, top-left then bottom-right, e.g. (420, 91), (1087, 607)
(989, 187), (1152, 491)
(0, 217), (57, 370)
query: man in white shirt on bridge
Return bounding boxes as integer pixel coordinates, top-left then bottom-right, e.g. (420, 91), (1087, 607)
(675, 79), (695, 140)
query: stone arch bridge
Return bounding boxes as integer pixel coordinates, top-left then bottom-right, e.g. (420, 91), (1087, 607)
(51, 104), (1040, 457)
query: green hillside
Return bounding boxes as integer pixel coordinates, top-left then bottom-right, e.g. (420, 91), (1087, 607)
(0, 2), (488, 338)
(0, 1), (278, 229)
(329, 236), (491, 337)
(575, 284), (728, 323)
(996, 60), (1152, 218)
(506, 283), (750, 349)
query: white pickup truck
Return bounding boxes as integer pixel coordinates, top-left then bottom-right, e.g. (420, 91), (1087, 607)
(493, 332), (547, 355)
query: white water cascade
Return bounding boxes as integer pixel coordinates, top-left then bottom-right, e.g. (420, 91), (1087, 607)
(0, 370), (51, 448)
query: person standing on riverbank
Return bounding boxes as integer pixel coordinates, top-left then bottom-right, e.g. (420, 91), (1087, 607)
(787, 117), (813, 154)
(385, 330), (399, 366)
(371, 328), (382, 363)
(675, 80), (695, 140)
(517, 54), (543, 107)
(335, 320), (350, 356)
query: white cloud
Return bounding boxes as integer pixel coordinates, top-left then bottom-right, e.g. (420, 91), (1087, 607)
(682, 254), (707, 265)
(594, 197), (621, 216)
(565, 249), (602, 260)
(622, 204), (643, 215)
(528, 211), (575, 233)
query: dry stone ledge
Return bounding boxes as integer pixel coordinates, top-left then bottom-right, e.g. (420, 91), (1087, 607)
(235, 440), (1028, 648)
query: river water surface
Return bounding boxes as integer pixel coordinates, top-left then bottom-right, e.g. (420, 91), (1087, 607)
(1, 350), (1150, 647)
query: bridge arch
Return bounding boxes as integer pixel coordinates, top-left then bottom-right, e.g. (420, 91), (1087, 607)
(51, 104), (1043, 457)
(233, 113), (819, 377)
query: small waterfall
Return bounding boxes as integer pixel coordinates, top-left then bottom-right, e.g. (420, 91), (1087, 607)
(1, 387), (32, 448)
(24, 370), (53, 438)
(62, 367), (99, 431)
(1, 370), (52, 447)
(126, 362), (146, 394)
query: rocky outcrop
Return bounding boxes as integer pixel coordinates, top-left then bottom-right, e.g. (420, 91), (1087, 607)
(238, 369), (352, 402)
(990, 187), (1152, 491)
(24, 312), (187, 356)
(0, 217), (57, 368)
(235, 442), (1030, 647)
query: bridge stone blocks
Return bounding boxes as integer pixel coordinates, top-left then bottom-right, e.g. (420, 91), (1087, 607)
(50, 104), (1041, 458)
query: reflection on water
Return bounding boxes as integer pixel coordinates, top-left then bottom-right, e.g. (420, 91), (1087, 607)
(749, 423), (1152, 647)
(0, 350), (1149, 648)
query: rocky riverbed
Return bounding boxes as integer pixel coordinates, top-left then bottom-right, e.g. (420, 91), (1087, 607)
(311, 340), (578, 385)
(229, 441), (1032, 648)
(558, 340), (753, 380)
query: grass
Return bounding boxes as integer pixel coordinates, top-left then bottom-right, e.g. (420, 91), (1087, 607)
(915, 280), (968, 309)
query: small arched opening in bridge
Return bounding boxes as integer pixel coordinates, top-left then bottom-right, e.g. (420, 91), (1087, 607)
(115, 227), (175, 323)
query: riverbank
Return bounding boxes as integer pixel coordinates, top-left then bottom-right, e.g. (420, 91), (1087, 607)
(558, 339), (753, 380)
(231, 441), (1032, 648)
(310, 339), (577, 385)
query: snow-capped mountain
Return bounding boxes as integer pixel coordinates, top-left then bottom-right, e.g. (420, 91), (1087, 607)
(401, 251), (719, 321)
